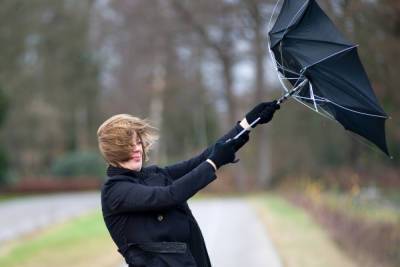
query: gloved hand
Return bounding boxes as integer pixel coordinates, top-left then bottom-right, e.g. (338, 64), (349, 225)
(208, 135), (247, 169)
(232, 131), (249, 152)
(245, 101), (280, 128)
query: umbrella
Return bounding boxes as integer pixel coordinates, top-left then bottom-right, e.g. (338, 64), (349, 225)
(263, 0), (390, 156)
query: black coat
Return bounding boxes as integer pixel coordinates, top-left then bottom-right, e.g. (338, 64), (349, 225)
(100, 123), (244, 267)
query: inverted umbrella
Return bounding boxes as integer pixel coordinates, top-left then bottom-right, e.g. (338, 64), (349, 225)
(260, 0), (390, 156)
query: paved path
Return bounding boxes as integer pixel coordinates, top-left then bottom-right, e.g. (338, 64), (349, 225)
(0, 192), (100, 244)
(189, 198), (282, 267)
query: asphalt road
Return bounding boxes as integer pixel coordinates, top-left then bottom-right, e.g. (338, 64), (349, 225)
(0, 192), (100, 244)
(188, 198), (282, 267)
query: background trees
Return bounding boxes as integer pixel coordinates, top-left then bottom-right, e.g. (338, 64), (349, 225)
(0, 0), (398, 190)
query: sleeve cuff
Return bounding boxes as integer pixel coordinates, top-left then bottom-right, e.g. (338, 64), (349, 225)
(206, 159), (217, 171)
(239, 118), (252, 130)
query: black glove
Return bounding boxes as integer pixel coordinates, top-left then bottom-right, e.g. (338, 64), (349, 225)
(232, 131), (249, 152)
(208, 137), (245, 169)
(245, 101), (280, 128)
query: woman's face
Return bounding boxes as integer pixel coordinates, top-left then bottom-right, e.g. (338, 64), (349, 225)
(119, 133), (143, 171)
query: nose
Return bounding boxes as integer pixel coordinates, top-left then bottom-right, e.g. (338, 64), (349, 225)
(133, 143), (141, 151)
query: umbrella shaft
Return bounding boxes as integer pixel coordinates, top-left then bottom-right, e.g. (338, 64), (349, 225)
(277, 79), (308, 104)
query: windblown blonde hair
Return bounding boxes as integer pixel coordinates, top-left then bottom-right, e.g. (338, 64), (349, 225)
(97, 114), (158, 166)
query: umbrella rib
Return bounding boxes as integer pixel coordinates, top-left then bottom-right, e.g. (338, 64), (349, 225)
(295, 94), (388, 119)
(281, 77), (301, 80)
(293, 96), (336, 121)
(323, 99), (388, 118)
(309, 82), (318, 111)
(267, 0), (282, 32)
(277, 64), (301, 76)
(302, 45), (358, 71)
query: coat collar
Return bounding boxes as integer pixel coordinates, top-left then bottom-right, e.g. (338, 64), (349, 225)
(106, 164), (147, 178)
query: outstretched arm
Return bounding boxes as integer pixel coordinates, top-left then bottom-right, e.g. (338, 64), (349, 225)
(103, 162), (216, 214)
(161, 101), (279, 180)
(162, 120), (249, 180)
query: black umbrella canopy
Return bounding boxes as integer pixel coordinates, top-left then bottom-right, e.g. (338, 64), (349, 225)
(268, 0), (390, 156)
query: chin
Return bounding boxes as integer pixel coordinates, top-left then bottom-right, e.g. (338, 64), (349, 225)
(133, 163), (142, 171)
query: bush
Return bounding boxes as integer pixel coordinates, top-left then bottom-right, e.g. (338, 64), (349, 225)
(0, 87), (9, 185)
(50, 151), (106, 179)
(0, 147), (9, 185)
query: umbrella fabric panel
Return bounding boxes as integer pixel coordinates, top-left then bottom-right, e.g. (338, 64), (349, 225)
(334, 108), (389, 155)
(280, 39), (352, 70)
(305, 47), (387, 115)
(269, 0), (309, 48)
(271, 44), (304, 76)
(285, 0), (353, 47)
(271, 0), (354, 68)
(268, 0), (390, 156)
(270, 0), (352, 49)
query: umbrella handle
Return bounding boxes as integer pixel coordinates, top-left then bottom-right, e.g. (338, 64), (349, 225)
(277, 78), (308, 105)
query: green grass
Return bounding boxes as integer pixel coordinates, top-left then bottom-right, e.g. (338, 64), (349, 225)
(0, 193), (56, 203)
(0, 210), (121, 267)
(251, 194), (357, 267)
(0, 193), (26, 202)
(385, 190), (400, 206)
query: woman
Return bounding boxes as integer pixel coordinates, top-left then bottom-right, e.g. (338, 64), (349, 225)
(98, 101), (279, 267)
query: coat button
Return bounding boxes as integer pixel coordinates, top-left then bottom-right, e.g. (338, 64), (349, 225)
(157, 215), (164, 221)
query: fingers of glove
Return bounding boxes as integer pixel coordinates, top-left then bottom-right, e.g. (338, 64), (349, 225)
(257, 101), (280, 111)
(214, 141), (225, 149)
(261, 107), (276, 117)
(270, 100), (280, 110)
(258, 102), (280, 115)
(233, 132), (249, 151)
(259, 110), (274, 123)
(235, 132), (249, 143)
(216, 140), (237, 156)
(222, 146), (237, 166)
(240, 132), (250, 144)
(246, 103), (265, 123)
(247, 101), (279, 126)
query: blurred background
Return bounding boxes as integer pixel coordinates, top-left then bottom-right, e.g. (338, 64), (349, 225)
(0, 0), (398, 267)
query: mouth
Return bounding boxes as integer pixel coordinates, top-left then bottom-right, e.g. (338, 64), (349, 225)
(132, 154), (142, 161)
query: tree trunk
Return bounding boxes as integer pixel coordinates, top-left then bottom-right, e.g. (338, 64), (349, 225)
(252, 4), (272, 188)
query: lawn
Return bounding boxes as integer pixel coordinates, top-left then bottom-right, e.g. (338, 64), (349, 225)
(0, 210), (122, 267)
(0, 193), (28, 202)
(250, 194), (357, 267)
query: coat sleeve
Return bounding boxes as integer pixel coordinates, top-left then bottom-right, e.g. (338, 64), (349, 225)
(163, 122), (246, 180)
(103, 161), (216, 213)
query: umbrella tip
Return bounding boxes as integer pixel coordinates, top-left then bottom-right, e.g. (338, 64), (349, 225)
(390, 155), (394, 160)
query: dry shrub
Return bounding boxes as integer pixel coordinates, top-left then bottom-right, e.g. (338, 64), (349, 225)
(287, 193), (400, 267)
(1, 177), (102, 193)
